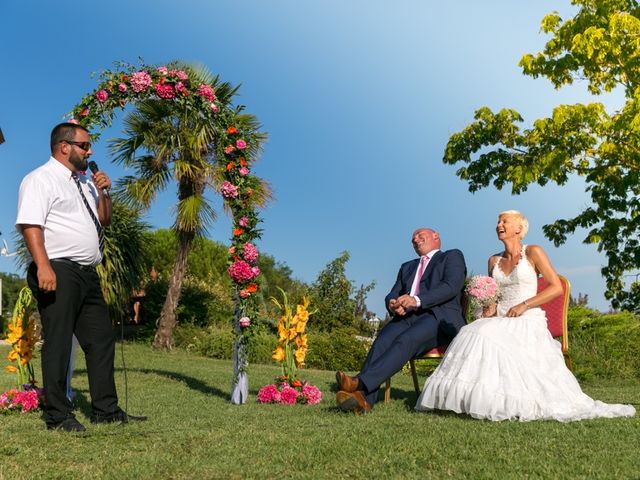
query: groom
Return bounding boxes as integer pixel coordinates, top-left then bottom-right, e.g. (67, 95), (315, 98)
(336, 228), (467, 413)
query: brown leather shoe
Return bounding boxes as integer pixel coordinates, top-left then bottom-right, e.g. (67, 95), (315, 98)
(335, 371), (360, 393)
(336, 390), (372, 414)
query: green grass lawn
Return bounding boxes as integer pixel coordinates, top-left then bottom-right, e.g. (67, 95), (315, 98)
(1, 343), (639, 479)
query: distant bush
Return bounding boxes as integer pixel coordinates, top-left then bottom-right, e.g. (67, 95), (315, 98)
(173, 324), (370, 372)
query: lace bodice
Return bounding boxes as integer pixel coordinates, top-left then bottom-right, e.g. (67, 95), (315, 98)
(492, 245), (539, 316)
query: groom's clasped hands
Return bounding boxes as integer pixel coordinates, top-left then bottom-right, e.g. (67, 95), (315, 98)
(388, 294), (418, 316)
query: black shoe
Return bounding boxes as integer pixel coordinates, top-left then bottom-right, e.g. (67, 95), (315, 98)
(90, 408), (148, 424)
(47, 417), (87, 432)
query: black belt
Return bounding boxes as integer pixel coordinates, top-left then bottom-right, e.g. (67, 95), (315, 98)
(50, 258), (97, 273)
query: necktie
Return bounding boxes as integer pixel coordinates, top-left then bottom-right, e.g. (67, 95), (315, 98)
(411, 255), (428, 296)
(72, 173), (105, 256)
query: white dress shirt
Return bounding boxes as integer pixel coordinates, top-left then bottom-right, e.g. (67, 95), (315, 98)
(16, 157), (103, 266)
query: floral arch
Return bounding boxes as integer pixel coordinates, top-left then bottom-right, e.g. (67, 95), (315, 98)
(67, 61), (264, 404)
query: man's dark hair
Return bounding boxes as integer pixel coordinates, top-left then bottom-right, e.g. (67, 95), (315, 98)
(50, 123), (89, 153)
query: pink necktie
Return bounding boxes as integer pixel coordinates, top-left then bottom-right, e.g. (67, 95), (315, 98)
(411, 255), (428, 296)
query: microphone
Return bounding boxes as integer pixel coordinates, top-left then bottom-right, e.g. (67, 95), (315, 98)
(88, 161), (109, 197)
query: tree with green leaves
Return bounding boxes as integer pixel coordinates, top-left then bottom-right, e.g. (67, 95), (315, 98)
(110, 64), (268, 348)
(309, 251), (375, 333)
(444, 0), (640, 311)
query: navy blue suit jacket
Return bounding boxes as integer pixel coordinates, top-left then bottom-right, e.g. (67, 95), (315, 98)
(385, 249), (467, 339)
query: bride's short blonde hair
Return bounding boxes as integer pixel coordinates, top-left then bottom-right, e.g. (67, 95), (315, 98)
(499, 210), (529, 239)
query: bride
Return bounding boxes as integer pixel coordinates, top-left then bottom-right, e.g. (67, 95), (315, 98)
(415, 210), (636, 421)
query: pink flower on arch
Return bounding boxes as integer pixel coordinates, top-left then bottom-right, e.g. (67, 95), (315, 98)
(238, 216), (250, 227)
(224, 145), (235, 154)
(243, 243), (259, 263)
(96, 89), (109, 103)
(157, 66), (168, 75)
(170, 69), (189, 81)
(228, 260), (259, 283)
(239, 167), (250, 176)
(155, 83), (175, 99)
(210, 102), (219, 113)
(236, 139), (247, 150)
(197, 84), (215, 102)
(239, 316), (251, 328)
(118, 83), (127, 92)
(220, 181), (239, 199)
(175, 82), (187, 95)
(131, 71), (153, 92)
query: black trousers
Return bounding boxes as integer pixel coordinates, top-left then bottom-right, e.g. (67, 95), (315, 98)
(28, 260), (119, 425)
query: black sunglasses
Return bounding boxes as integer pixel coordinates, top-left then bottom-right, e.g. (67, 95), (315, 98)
(62, 140), (91, 151)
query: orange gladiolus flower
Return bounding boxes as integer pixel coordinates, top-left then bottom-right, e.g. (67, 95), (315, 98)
(234, 228), (244, 236)
(291, 379), (302, 388)
(272, 346), (285, 362)
(296, 305), (309, 322)
(227, 127), (238, 134)
(80, 107), (89, 116)
(288, 328), (297, 341)
(226, 161), (235, 171)
(294, 348), (306, 365)
(8, 349), (19, 361)
(295, 335), (308, 349)
(5, 365), (17, 373)
(247, 283), (258, 293)
(239, 157), (247, 167)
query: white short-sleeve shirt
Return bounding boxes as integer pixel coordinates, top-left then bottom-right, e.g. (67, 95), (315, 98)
(16, 157), (103, 266)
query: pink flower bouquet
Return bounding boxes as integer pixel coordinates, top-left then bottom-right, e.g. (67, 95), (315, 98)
(465, 275), (500, 312)
(257, 377), (322, 406)
(0, 385), (43, 414)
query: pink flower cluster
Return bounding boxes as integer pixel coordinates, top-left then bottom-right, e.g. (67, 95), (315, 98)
(170, 69), (189, 81)
(220, 181), (239, 199)
(155, 83), (175, 99)
(239, 316), (251, 328)
(96, 89), (109, 103)
(465, 275), (499, 306)
(256, 382), (322, 405)
(228, 260), (260, 283)
(238, 216), (250, 227)
(131, 71), (153, 93)
(243, 243), (259, 263)
(197, 84), (215, 101)
(0, 388), (40, 413)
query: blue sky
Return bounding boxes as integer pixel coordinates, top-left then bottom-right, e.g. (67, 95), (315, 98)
(0, 1), (624, 315)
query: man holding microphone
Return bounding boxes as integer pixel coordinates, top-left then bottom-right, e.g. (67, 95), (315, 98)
(16, 122), (145, 431)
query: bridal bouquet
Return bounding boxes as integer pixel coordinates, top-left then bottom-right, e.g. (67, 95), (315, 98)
(465, 275), (500, 312)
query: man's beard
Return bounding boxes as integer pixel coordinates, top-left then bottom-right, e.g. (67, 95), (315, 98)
(69, 150), (88, 172)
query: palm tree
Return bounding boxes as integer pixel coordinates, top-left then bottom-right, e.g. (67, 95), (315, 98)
(109, 63), (267, 349)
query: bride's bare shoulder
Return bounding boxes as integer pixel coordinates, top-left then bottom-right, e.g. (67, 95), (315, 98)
(487, 252), (503, 271)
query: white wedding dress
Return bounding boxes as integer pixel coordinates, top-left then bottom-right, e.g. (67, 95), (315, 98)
(415, 246), (636, 422)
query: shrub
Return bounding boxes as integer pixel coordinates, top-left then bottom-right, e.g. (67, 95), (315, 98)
(568, 306), (640, 381)
(173, 324), (369, 372)
(304, 328), (369, 371)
